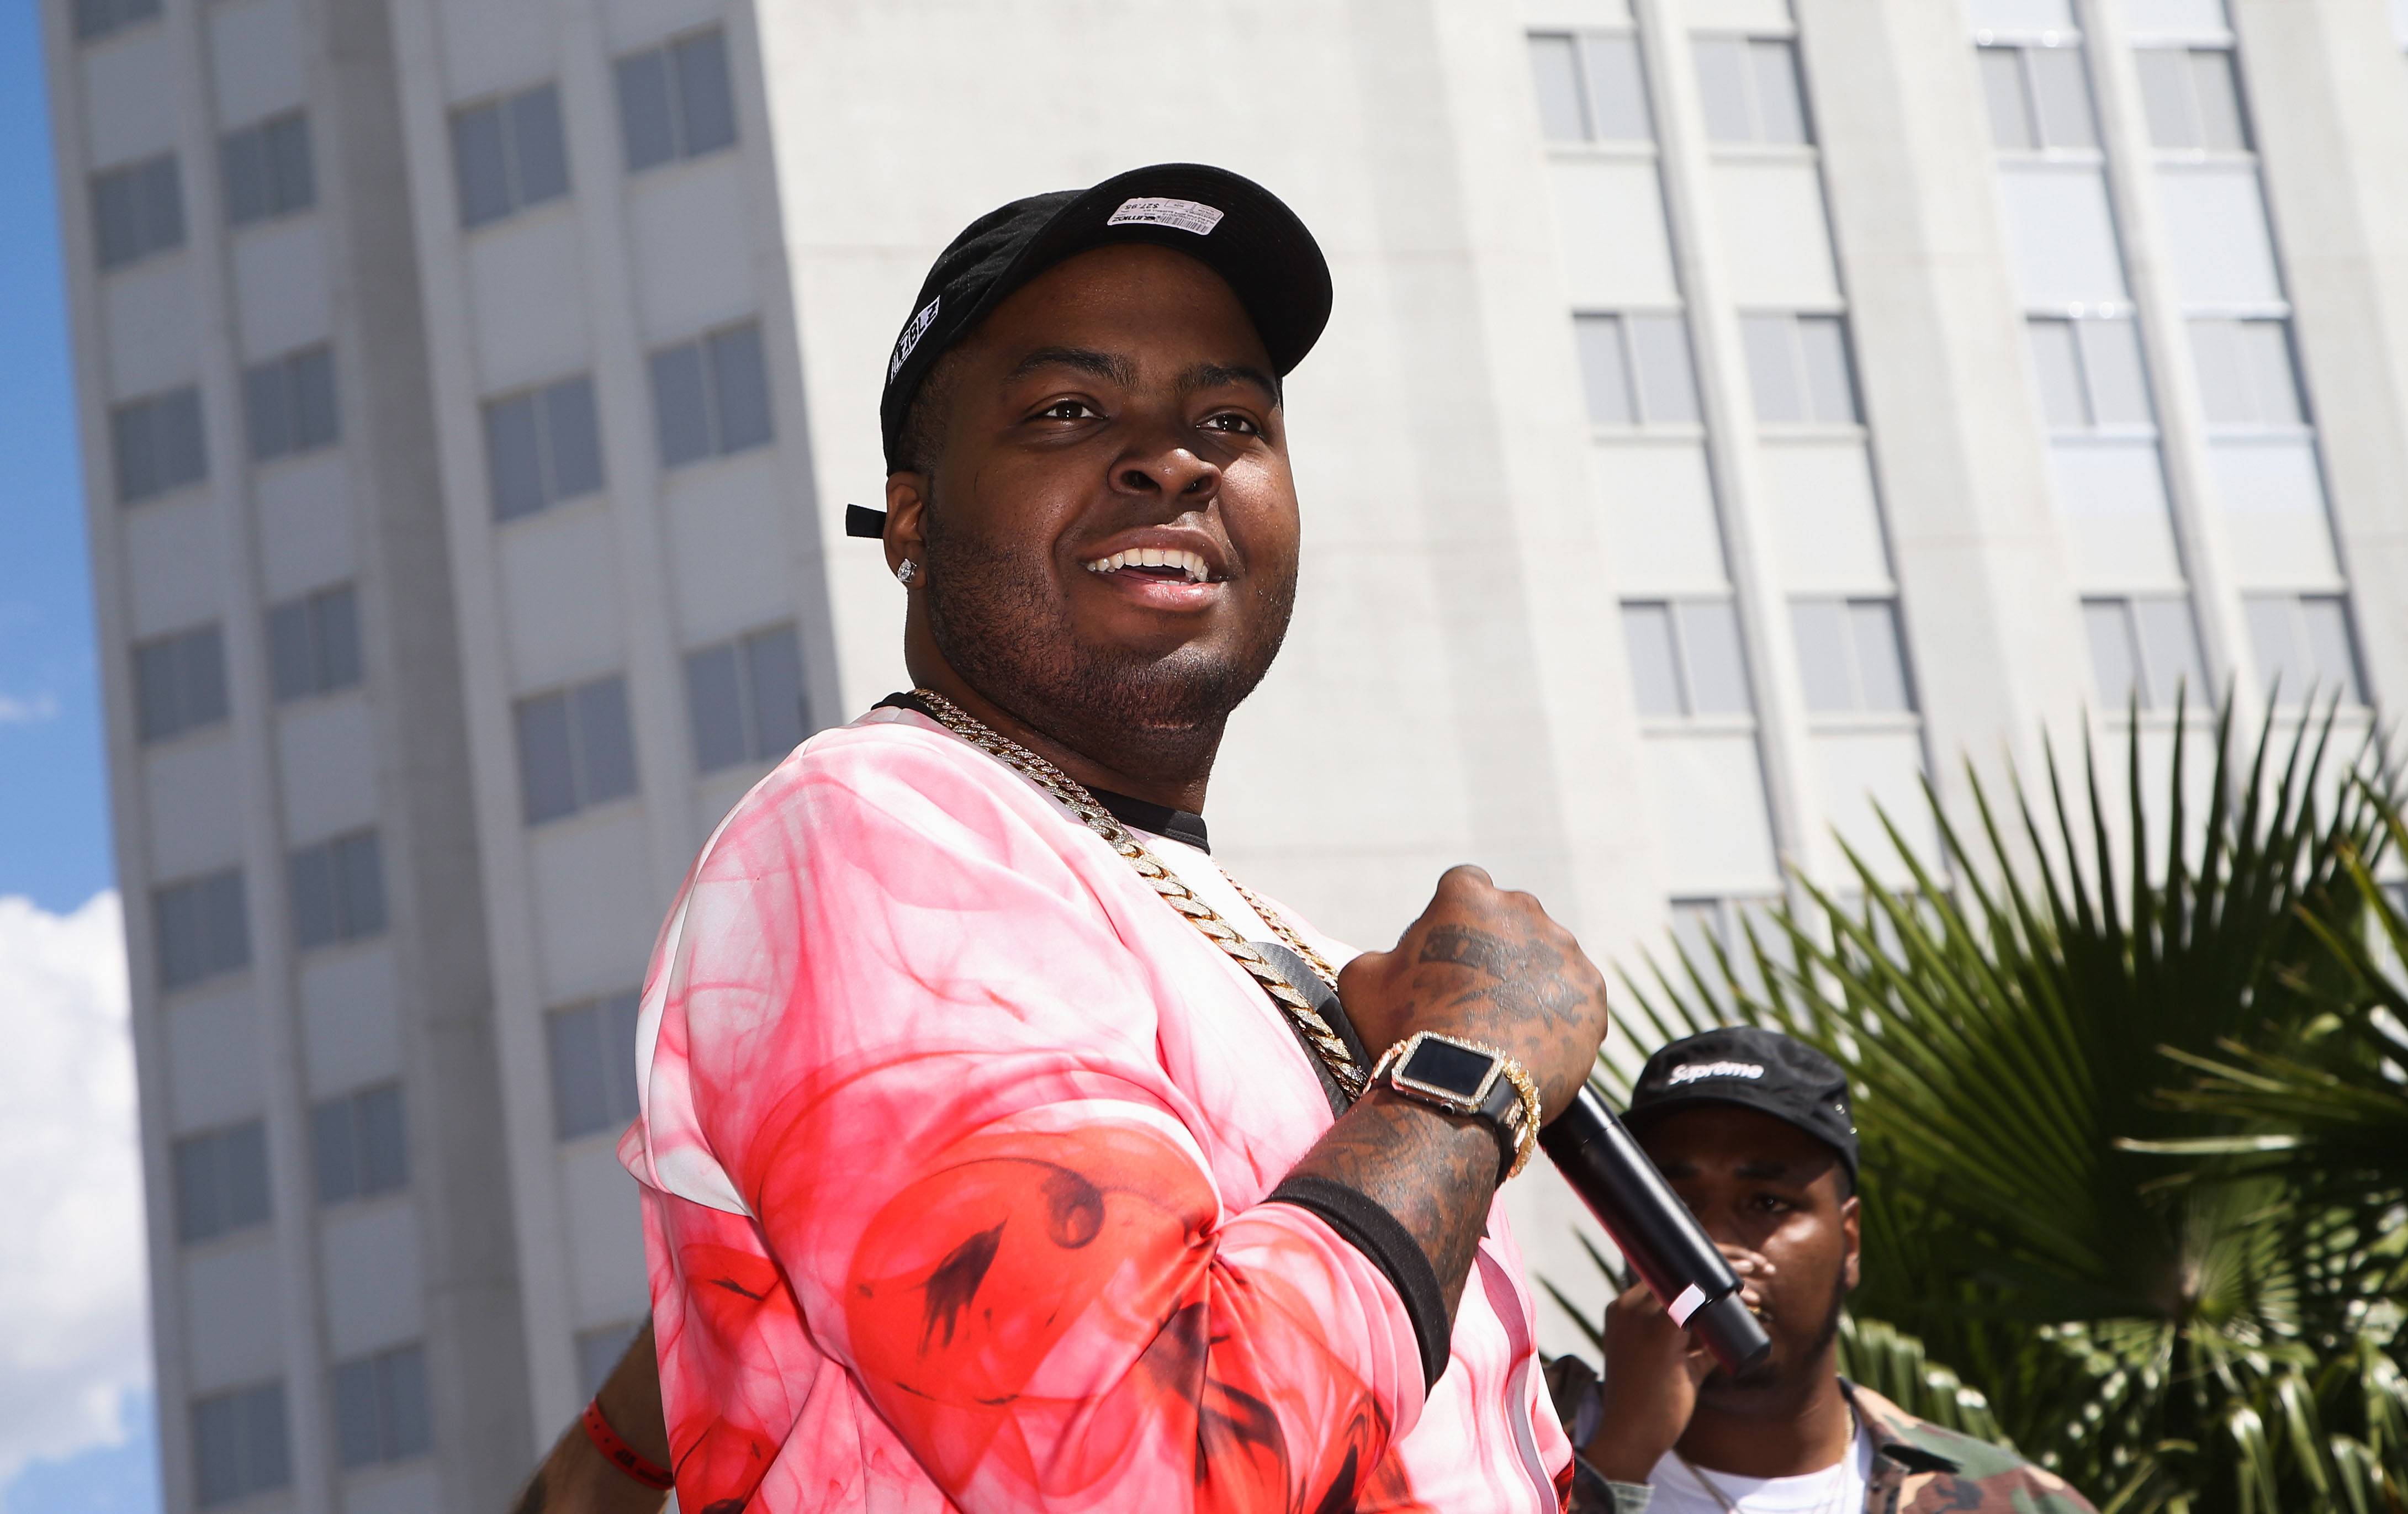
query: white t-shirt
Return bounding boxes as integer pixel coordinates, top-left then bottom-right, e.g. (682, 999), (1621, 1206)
(1640, 1422), (1874, 1514)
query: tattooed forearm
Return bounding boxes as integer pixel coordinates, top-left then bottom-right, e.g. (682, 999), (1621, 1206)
(1419, 925), (1591, 1030)
(1286, 1087), (1500, 1322)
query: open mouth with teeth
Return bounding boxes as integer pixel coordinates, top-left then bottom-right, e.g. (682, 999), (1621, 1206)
(1082, 547), (1216, 584)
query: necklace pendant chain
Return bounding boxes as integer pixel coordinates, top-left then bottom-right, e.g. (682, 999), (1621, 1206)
(906, 689), (1366, 1096)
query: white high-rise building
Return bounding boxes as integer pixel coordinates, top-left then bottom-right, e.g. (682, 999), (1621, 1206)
(46, 0), (2408, 1507)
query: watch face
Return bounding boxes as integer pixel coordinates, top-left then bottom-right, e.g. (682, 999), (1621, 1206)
(1398, 1037), (1495, 1100)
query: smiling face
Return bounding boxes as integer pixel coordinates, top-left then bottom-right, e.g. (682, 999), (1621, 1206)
(883, 242), (1300, 787)
(1638, 1105), (1861, 1411)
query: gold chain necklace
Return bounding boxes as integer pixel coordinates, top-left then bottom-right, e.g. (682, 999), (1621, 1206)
(906, 689), (1366, 1096)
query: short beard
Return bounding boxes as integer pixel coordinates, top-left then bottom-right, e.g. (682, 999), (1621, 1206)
(1699, 1271), (1849, 1405)
(918, 493), (1296, 784)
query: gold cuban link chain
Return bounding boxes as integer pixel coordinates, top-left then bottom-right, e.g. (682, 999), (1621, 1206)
(907, 689), (1367, 1097)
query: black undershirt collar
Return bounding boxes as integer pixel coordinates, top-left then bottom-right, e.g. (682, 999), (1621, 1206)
(875, 692), (1211, 853)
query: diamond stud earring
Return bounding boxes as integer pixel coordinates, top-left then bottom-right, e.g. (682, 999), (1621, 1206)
(896, 559), (918, 585)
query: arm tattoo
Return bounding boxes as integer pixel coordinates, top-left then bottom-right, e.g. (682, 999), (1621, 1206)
(1420, 925), (1590, 1030)
(1287, 1089), (1498, 1322)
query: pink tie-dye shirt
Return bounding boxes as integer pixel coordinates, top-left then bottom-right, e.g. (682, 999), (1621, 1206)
(619, 706), (1573, 1512)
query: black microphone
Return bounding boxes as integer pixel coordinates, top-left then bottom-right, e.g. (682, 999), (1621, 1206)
(1538, 1089), (1771, 1375)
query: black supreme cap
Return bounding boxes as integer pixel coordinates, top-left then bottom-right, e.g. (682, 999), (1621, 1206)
(850, 163), (1332, 530)
(1625, 1026), (1859, 1182)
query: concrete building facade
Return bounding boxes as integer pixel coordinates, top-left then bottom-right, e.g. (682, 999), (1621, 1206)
(44, 0), (2408, 1507)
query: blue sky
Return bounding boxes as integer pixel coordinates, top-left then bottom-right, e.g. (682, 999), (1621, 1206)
(0, 3), (158, 1512)
(1, 0), (112, 915)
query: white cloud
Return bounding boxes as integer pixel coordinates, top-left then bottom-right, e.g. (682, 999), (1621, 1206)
(0, 892), (150, 1487)
(0, 694), (61, 727)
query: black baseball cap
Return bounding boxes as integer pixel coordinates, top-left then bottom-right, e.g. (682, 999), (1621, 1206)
(1624, 1026), (1859, 1183)
(849, 162), (1333, 530)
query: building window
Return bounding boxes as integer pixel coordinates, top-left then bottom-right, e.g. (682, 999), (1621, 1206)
(1976, 44), (2099, 151)
(173, 1119), (271, 1245)
(154, 868), (250, 991)
(684, 623), (807, 774)
(1527, 33), (1653, 144)
(2083, 596), (2209, 711)
(267, 583), (362, 701)
(1573, 313), (1700, 426)
(1791, 599), (1915, 714)
(650, 321), (773, 467)
(515, 675), (638, 824)
(451, 82), (571, 227)
(1740, 314), (1859, 425)
(242, 345), (340, 462)
(221, 112), (315, 226)
(547, 991), (641, 1140)
(484, 374), (605, 521)
(1669, 894), (1792, 1000)
(289, 830), (387, 951)
(193, 1381), (290, 1507)
(110, 385), (207, 504)
(575, 1320), (644, 1399)
(331, 1343), (431, 1469)
(2188, 318), (2304, 428)
(2245, 594), (2364, 706)
(2026, 316), (2153, 430)
(91, 152), (184, 269)
(72, 0), (162, 43)
(311, 1083), (407, 1206)
(1622, 600), (1753, 718)
(615, 28), (737, 173)
(2134, 47), (2250, 152)
(1693, 38), (1811, 146)
(134, 623), (229, 744)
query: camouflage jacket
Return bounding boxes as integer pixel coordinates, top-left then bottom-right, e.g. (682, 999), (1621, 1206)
(1547, 1359), (2099, 1514)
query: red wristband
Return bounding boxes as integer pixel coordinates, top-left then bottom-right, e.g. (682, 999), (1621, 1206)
(581, 1399), (675, 1491)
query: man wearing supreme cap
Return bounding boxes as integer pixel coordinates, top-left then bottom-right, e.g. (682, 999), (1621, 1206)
(1548, 1027), (2095, 1514)
(525, 162), (1622, 1513)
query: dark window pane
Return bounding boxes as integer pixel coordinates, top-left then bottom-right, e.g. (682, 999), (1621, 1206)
(1693, 39), (1753, 142)
(193, 1393), (244, 1505)
(135, 638), (181, 740)
(157, 388), (207, 491)
(316, 585), (362, 691)
(223, 128), (271, 227)
(140, 155), (185, 251)
(174, 1133), (222, 1243)
(543, 376), (605, 499)
(1584, 35), (1653, 142)
(290, 841), (338, 950)
(1741, 316), (1804, 423)
(451, 103), (512, 227)
(1790, 600), (1854, 713)
(1749, 40), (1809, 144)
(73, 0), (117, 43)
(674, 30), (737, 156)
(2299, 596), (2364, 704)
(744, 626), (805, 758)
(1627, 314), (1699, 425)
(267, 600), (313, 701)
(485, 393), (547, 520)
(650, 342), (711, 466)
(176, 623), (229, 729)
(243, 359), (291, 461)
(266, 114), (314, 214)
(1621, 602), (1684, 717)
(1529, 36), (1586, 142)
(548, 1003), (610, 1139)
(359, 1083), (407, 1193)
(2029, 46), (2098, 149)
(241, 1382), (290, 1494)
(1573, 315), (1633, 425)
(515, 692), (578, 823)
(615, 50), (677, 171)
(1797, 316), (1859, 425)
(2135, 49), (2194, 149)
(574, 676), (638, 803)
(111, 398), (158, 501)
(220, 1119), (271, 1230)
(1978, 48), (2035, 150)
(156, 882), (207, 991)
(311, 1095), (359, 1205)
(684, 644), (746, 773)
(337, 832), (385, 939)
(94, 166), (142, 268)
(2136, 597), (2207, 708)
(1677, 601), (1753, 716)
(202, 868), (251, 976)
(291, 347), (338, 452)
(123, 0), (162, 24)
(2190, 50), (2248, 152)
(605, 991), (643, 1123)
(510, 84), (571, 206)
(332, 1358), (379, 1468)
(382, 1346), (431, 1458)
(1849, 600), (1914, 712)
(708, 325), (772, 452)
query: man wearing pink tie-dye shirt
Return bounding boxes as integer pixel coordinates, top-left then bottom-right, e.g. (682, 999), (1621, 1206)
(600, 164), (1620, 1514)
